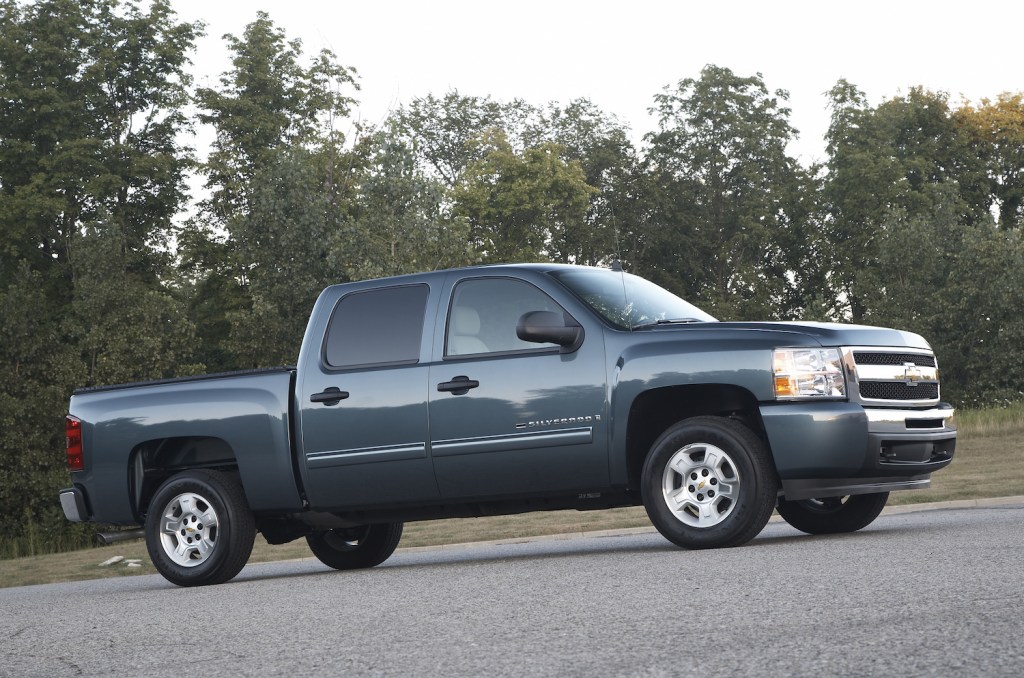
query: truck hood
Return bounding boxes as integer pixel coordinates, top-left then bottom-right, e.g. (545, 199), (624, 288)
(647, 320), (932, 350)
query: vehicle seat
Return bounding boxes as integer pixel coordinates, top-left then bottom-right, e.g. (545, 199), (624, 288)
(449, 307), (489, 355)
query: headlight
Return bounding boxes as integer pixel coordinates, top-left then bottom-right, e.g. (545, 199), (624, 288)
(773, 348), (846, 399)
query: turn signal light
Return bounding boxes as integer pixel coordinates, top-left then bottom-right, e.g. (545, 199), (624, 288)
(66, 416), (84, 471)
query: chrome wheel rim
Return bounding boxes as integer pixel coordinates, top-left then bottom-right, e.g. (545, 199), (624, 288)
(662, 443), (739, 528)
(158, 492), (220, 567)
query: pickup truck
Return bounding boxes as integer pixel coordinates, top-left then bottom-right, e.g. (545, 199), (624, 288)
(60, 264), (956, 586)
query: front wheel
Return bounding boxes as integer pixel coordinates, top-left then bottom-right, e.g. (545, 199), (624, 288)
(641, 416), (778, 549)
(777, 492), (889, 535)
(145, 469), (256, 587)
(306, 522), (403, 570)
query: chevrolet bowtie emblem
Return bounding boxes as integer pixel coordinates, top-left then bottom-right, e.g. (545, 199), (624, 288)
(903, 363), (922, 386)
(698, 480), (706, 490)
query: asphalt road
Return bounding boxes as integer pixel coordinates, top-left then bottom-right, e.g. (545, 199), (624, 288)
(2, 502), (1023, 677)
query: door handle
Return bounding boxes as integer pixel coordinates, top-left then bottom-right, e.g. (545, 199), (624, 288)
(437, 376), (479, 396)
(310, 387), (350, 405)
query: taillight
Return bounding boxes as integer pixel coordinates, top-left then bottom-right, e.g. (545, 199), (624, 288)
(66, 416), (84, 471)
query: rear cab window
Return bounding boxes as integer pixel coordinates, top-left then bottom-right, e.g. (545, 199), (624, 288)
(323, 284), (430, 369)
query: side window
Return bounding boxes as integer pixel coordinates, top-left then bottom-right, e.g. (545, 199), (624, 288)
(446, 278), (564, 356)
(324, 285), (429, 368)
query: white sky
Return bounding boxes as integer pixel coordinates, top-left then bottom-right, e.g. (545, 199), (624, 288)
(171, 0), (1024, 166)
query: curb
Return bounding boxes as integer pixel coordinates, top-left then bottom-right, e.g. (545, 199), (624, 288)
(878, 494), (1024, 514)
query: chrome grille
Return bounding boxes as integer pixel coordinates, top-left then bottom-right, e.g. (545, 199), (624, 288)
(853, 352), (936, 367)
(844, 347), (940, 406)
(860, 382), (939, 400)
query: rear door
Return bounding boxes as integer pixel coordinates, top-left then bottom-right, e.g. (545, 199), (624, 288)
(297, 283), (440, 510)
(427, 273), (609, 499)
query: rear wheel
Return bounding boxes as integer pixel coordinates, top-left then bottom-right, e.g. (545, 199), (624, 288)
(777, 492), (889, 535)
(642, 416), (778, 549)
(306, 522), (403, 570)
(145, 470), (256, 587)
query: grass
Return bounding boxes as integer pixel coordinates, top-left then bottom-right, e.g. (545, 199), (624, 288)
(956, 403), (1024, 437)
(2, 406), (1021, 589)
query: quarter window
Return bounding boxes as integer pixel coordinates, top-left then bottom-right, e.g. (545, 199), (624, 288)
(324, 285), (429, 368)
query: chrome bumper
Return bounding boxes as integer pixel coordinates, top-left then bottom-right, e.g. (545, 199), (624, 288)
(60, 488), (87, 522)
(866, 405), (956, 434)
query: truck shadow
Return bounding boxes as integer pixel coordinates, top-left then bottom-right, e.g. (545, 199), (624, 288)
(218, 521), (936, 587)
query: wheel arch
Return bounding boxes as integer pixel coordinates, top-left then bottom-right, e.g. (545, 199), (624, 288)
(623, 384), (772, 491)
(130, 436), (240, 520)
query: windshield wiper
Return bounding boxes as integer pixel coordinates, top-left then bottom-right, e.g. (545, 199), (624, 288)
(632, 318), (704, 330)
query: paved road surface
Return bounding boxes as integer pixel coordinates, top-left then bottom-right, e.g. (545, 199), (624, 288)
(2, 503), (1022, 677)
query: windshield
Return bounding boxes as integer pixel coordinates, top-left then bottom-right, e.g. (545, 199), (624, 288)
(548, 269), (717, 330)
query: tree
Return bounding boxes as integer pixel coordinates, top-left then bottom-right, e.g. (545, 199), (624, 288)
(71, 221), (202, 386)
(0, 0), (200, 555)
(395, 91), (536, 187)
(816, 83), (1024, 404)
(333, 125), (472, 281)
(195, 11), (357, 215)
(0, 266), (87, 556)
(524, 99), (637, 265)
(222, 146), (338, 366)
(0, 0), (199, 298)
(187, 11), (360, 368)
(640, 65), (811, 319)
(936, 222), (1024, 406)
(822, 83), (985, 321)
(955, 93), (1024, 230)
(452, 130), (596, 263)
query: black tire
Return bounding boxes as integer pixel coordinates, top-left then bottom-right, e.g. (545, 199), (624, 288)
(306, 522), (403, 570)
(145, 469), (256, 587)
(641, 416), (778, 549)
(777, 492), (889, 535)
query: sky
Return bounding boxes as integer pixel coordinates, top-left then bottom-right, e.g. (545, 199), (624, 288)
(170, 0), (1024, 165)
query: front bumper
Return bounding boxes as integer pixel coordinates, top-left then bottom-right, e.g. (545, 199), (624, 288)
(760, 402), (956, 501)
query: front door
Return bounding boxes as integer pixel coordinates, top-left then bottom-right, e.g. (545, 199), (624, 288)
(428, 275), (609, 499)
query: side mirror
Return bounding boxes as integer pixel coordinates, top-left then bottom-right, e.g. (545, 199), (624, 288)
(517, 311), (584, 353)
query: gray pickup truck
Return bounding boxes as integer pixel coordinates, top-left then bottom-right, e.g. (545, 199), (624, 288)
(60, 264), (956, 586)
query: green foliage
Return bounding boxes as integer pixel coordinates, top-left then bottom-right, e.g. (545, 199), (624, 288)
(0, 265), (91, 555)
(822, 83), (986, 321)
(224, 146), (338, 366)
(0, 0), (199, 556)
(395, 91), (536, 186)
(0, 0), (199, 298)
(334, 127), (472, 280)
(955, 93), (1024, 230)
(452, 130), (596, 263)
(176, 226), (250, 373)
(396, 94), (633, 266)
(195, 11), (356, 211)
(186, 12), (360, 368)
(818, 82), (1023, 406)
(524, 99), (637, 265)
(72, 221), (203, 386)
(639, 65), (812, 319)
(934, 223), (1024, 406)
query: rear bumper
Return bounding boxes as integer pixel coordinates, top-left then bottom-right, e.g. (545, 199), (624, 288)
(59, 487), (89, 522)
(760, 402), (956, 500)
